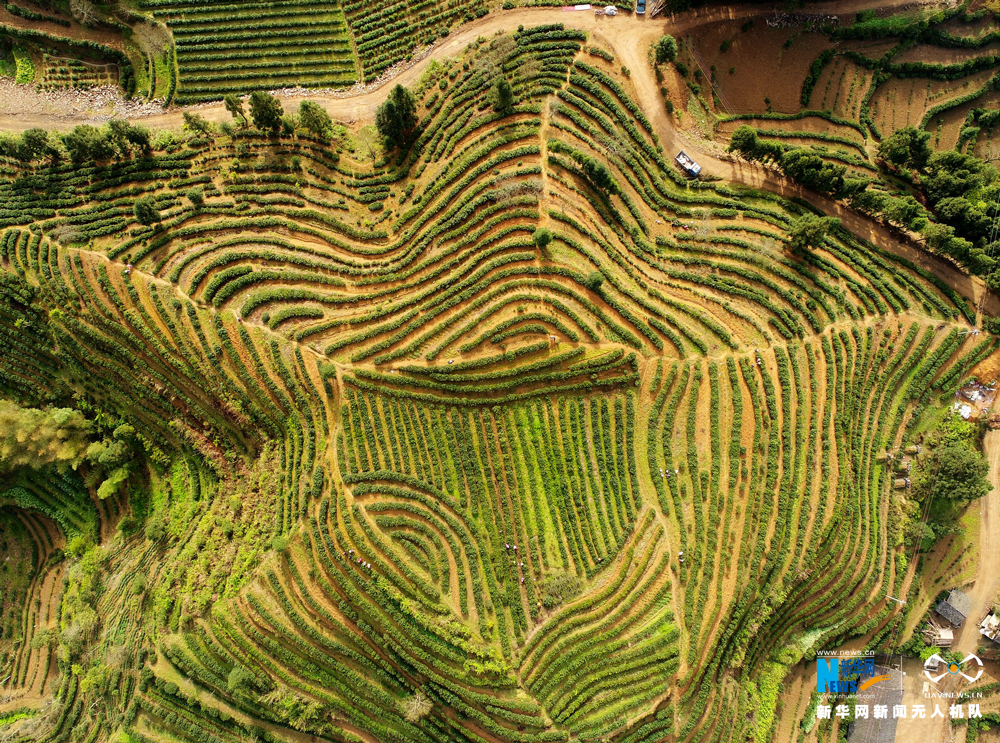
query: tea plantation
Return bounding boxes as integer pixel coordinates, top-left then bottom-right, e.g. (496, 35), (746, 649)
(0, 21), (994, 743)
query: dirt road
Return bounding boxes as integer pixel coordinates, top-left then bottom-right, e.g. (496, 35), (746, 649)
(3, 0), (982, 316)
(0, 0), (943, 132)
(952, 429), (1000, 656)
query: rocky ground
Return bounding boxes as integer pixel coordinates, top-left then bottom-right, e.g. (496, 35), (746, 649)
(0, 80), (165, 128)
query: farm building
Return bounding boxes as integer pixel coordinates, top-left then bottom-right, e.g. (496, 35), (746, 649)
(922, 618), (954, 647)
(675, 151), (701, 177)
(980, 612), (1000, 643)
(936, 589), (972, 627)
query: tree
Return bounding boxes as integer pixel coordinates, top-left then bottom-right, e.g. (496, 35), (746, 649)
(187, 187), (204, 206)
(883, 194), (924, 229)
(849, 188), (889, 216)
(70, 0), (98, 26)
(250, 91), (284, 132)
(654, 35), (678, 64)
(728, 125), (759, 159)
(0, 401), (92, 473)
(781, 149), (848, 198)
(125, 123), (151, 151)
(923, 150), (988, 205)
(62, 124), (113, 163)
(108, 119), (150, 154)
(16, 128), (53, 163)
(182, 111), (214, 136)
(227, 665), (255, 694)
(931, 441), (990, 502)
(922, 221), (955, 251)
(581, 156), (616, 194)
(402, 691), (433, 722)
(298, 101), (333, 139)
(493, 78), (514, 113)
(375, 84), (418, 147)
(223, 93), (248, 127)
(877, 126), (932, 171)
(584, 271), (604, 291)
(145, 518), (166, 542)
(134, 195), (160, 226)
(533, 227), (552, 250)
(788, 214), (839, 251)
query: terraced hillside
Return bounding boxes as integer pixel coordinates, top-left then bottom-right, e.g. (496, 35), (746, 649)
(0, 23), (995, 743)
(136, 0), (493, 99)
(138, 0), (358, 103)
(693, 1), (1000, 168)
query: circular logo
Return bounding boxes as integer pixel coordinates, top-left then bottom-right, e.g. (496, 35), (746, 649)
(924, 653), (984, 684)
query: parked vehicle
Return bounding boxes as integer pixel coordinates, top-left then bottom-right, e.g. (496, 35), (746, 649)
(675, 151), (701, 177)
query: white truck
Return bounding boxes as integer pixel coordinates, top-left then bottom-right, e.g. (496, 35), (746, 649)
(675, 151), (701, 177)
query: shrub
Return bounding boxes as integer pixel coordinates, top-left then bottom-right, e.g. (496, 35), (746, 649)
(134, 196), (160, 225)
(655, 35), (678, 64)
(533, 227), (553, 250)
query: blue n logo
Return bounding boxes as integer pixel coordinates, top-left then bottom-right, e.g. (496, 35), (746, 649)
(817, 658), (840, 693)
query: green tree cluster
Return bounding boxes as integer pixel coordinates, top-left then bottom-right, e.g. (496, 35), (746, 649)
(375, 84), (419, 148)
(931, 441), (990, 502)
(728, 125), (866, 200)
(0, 400), (92, 473)
(250, 91), (284, 132)
(876, 126), (932, 170)
(298, 101), (334, 139)
(787, 215), (840, 251)
(654, 35), (678, 64)
(0, 120), (150, 165)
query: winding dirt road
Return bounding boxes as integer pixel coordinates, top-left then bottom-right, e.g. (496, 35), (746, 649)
(953, 429), (1000, 656)
(5, 0), (984, 316)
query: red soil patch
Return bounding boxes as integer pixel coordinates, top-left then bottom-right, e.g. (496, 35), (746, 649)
(973, 346), (1000, 385)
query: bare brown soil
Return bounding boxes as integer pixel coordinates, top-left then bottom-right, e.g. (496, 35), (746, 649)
(894, 39), (1000, 64)
(693, 21), (834, 115)
(0, 6), (125, 50)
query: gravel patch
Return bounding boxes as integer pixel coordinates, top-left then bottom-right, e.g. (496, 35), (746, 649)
(0, 79), (166, 126)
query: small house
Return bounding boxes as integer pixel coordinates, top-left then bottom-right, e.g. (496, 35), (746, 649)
(980, 612), (1000, 643)
(936, 589), (972, 627)
(675, 151), (701, 178)
(893, 478), (909, 490)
